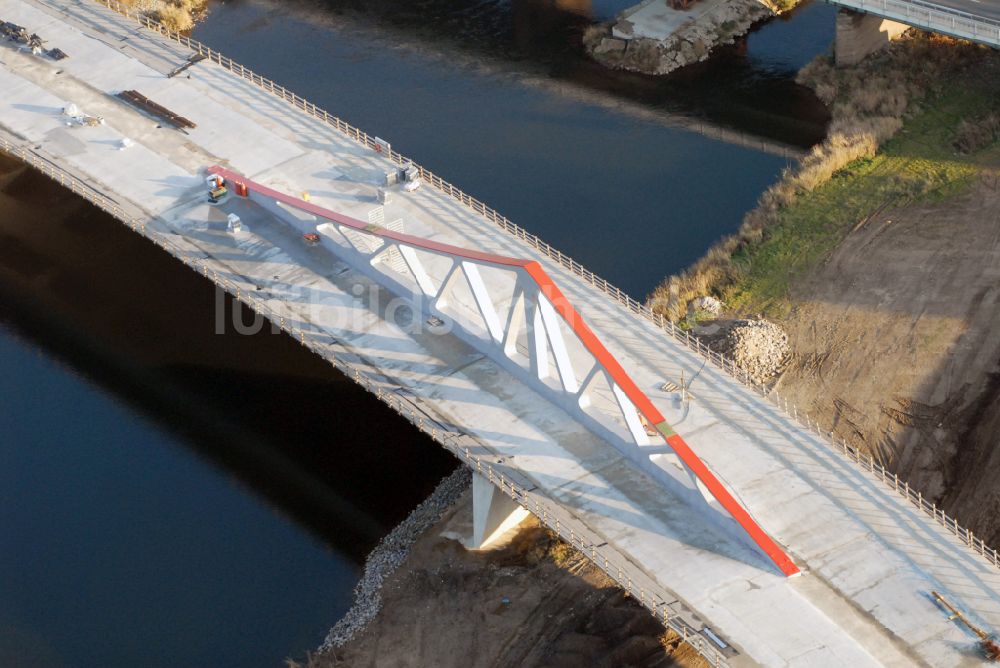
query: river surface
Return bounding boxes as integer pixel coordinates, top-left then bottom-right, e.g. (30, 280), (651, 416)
(0, 1), (835, 665)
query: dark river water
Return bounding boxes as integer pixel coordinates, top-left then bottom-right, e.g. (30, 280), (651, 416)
(0, 1), (835, 665)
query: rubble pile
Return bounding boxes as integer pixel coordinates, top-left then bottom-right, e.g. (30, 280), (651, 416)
(717, 319), (788, 384)
(587, 0), (780, 76)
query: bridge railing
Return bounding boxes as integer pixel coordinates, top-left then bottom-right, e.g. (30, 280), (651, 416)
(27, 0), (1000, 629)
(0, 134), (732, 668)
(830, 0), (1000, 46)
(88, 1), (1000, 570)
(207, 164), (800, 577)
(93, 0), (646, 311)
(7, 135), (998, 668)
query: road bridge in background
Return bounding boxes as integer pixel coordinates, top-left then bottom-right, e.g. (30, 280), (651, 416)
(828, 0), (1000, 51)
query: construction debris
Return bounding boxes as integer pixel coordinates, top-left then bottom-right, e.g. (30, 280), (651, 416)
(117, 89), (196, 130)
(1, 20), (65, 58)
(166, 53), (206, 79)
(69, 115), (104, 127)
(716, 319), (789, 384)
(63, 103), (104, 127)
(1, 20), (43, 50)
(402, 164), (421, 191)
(932, 591), (1000, 662)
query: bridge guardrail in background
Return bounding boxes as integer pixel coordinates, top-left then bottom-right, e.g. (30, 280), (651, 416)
(830, 0), (1000, 45)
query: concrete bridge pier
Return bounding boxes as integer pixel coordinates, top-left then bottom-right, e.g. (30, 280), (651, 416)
(469, 472), (530, 550)
(835, 9), (910, 66)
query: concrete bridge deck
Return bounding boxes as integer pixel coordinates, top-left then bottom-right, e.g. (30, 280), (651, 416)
(1, 1), (999, 665)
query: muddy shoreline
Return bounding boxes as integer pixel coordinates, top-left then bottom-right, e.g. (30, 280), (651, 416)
(299, 486), (706, 668)
(319, 467), (470, 650)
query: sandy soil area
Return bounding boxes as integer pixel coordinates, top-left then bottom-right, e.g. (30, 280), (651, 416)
(771, 170), (1000, 543)
(308, 491), (706, 668)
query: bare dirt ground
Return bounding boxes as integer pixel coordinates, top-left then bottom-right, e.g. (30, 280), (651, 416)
(301, 491), (706, 668)
(772, 169), (1000, 544)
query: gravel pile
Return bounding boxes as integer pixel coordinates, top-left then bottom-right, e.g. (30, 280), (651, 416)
(718, 319), (789, 384)
(319, 466), (471, 650)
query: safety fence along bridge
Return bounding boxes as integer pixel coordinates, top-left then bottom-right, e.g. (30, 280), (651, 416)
(2, 0), (1000, 666)
(829, 0), (1000, 48)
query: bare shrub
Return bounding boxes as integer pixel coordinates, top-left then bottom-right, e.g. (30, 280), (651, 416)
(954, 113), (1000, 153)
(812, 83), (838, 106)
(762, 0), (799, 12)
(120, 0), (204, 31)
(795, 56), (838, 106)
(828, 115), (902, 144)
(547, 539), (579, 568)
(847, 80), (909, 117)
(153, 4), (193, 31)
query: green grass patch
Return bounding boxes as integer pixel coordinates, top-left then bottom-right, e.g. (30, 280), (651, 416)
(719, 84), (993, 317)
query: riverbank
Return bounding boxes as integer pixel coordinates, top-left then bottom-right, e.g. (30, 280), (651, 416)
(653, 33), (995, 320)
(296, 487), (707, 668)
(652, 33), (1000, 544)
(584, 0), (801, 75)
(121, 0), (205, 31)
(318, 467), (470, 650)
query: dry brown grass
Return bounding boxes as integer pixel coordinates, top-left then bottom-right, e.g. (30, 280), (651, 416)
(649, 33), (989, 321)
(119, 0), (205, 32)
(760, 0), (801, 13)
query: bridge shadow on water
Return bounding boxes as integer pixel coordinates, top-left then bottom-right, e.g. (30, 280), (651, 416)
(0, 157), (458, 563)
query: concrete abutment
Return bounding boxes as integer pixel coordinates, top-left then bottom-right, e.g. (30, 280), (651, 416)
(835, 8), (910, 66)
(469, 472), (530, 549)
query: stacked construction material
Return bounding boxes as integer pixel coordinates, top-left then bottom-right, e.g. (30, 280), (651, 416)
(117, 90), (196, 130)
(1, 20), (43, 50)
